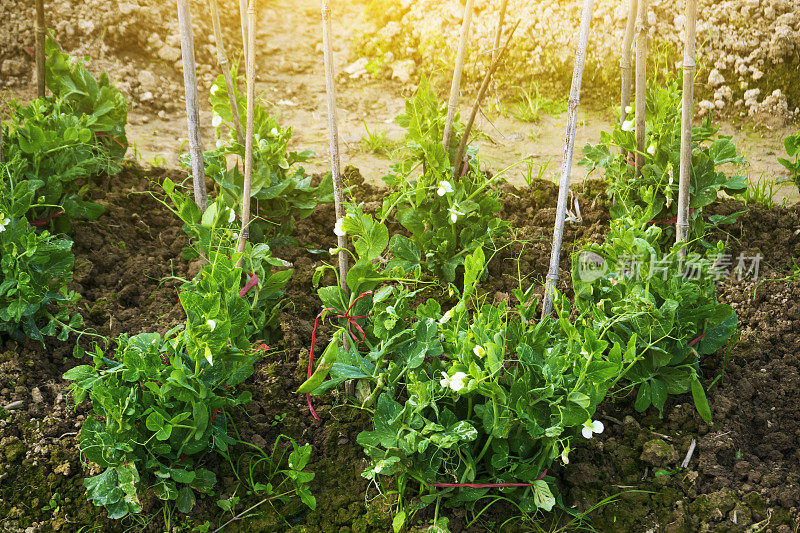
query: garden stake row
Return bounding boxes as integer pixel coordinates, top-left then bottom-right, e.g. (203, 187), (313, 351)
(634, 0), (649, 178)
(35, 0), (46, 98)
(442, 0), (475, 154)
(209, 0), (245, 145)
(676, 0), (699, 251)
(235, 0), (256, 266)
(177, 0), (208, 211)
(322, 0), (350, 303)
(620, 0), (638, 125)
(542, 0), (594, 318)
(453, 19), (520, 179)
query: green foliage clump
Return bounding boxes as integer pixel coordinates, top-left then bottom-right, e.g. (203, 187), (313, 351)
(200, 71), (332, 245)
(571, 208), (737, 418)
(380, 79), (508, 283)
(1, 38), (128, 230)
(778, 131), (800, 192)
(580, 80), (747, 246)
(161, 178), (292, 340)
(0, 162), (80, 341)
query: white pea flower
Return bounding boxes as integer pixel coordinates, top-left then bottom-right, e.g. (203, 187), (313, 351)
(473, 345), (486, 358)
(647, 144), (656, 155)
(333, 218), (346, 237)
(206, 319), (217, 332)
(212, 114), (223, 128)
(621, 120), (634, 132)
(0, 214), (9, 233)
(581, 419), (604, 439)
(270, 128), (279, 136)
(448, 206), (464, 224)
(211, 85), (219, 96)
(625, 106), (632, 114)
(440, 371), (468, 392)
(227, 208), (236, 223)
(561, 446), (571, 465)
(328, 247), (339, 255)
(437, 180), (454, 196)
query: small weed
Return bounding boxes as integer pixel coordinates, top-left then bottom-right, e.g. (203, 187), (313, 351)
(507, 83), (566, 123)
(742, 172), (777, 207)
(521, 158), (550, 188)
(360, 119), (396, 156)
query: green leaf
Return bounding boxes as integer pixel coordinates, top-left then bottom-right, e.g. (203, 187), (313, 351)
(532, 480), (555, 511)
(690, 375), (713, 423)
(176, 486), (196, 514)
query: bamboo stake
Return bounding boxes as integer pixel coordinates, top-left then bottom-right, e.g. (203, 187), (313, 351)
(442, 0), (475, 155)
(675, 0), (697, 250)
(490, 0), (508, 65)
(620, 0), (638, 124)
(322, 0), (349, 299)
(235, 0), (256, 265)
(35, 0), (46, 98)
(453, 20), (520, 179)
(0, 122), (4, 164)
(177, 0), (208, 211)
(634, 0), (648, 178)
(541, 0), (594, 319)
(210, 0), (245, 146)
(239, 0), (249, 65)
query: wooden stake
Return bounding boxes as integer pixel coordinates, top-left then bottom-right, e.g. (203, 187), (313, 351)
(236, 0), (256, 265)
(0, 122), (4, 164)
(442, 0), (475, 155)
(322, 1), (349, 299)
(620, 0), (638, 124)
(676, 0), (697, 250)
(453, 20), (519, 179)
(490, 0), (508, 65)
(634, 0), (648, 178)
(210, 0), (245, 145)
(239, 0), (249, 65)
(541, 0), (594, 318)
(177, 0), (208, 211)
(35, 0), (46, 98)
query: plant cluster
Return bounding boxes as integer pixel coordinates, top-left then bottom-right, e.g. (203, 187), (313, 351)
(199, 72), (333, 245)
(65, 190), (305, 520)
(379, 79), (508, 283)
(580, 80), (747, 246)
(0, 40), (127, 343)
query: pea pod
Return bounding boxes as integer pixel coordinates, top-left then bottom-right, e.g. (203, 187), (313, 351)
(296, 329), (343, 394)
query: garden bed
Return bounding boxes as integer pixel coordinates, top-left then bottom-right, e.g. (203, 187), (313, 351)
(0, 163), (797, 532)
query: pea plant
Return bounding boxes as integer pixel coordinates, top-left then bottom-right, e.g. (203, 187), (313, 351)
(0, 159), (81, 342)
(160, 177), (293, 340)
(305, 242), (637, 526)
(778, 131), (800, 192)
(379, 79), (508, 284)
(571, 207), (737, 419)
(65, 246), (312, 521)
(580, 80), (747, 246)
(198, 72), (333, 245)
(1, 39), (128, 231)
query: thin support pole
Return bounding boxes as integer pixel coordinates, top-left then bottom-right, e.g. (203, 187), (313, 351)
(442, 0), (475, 155)
(239, 0), (249, 64)
(490, 0), (508, 65)
(177, 0), (208, 211)
(620, 0), (638, 124)
(35, 0), (46, 98)
(676, 0), (697, 251)
(236, 0), (256, 265)
(0, 122), (4, 164)
(322, 1), (349, 300)
(634, 0), (649, 178)
(454, 20), (519, 178)
(541, 0), (594, 318)
(210, 0), (245, 146)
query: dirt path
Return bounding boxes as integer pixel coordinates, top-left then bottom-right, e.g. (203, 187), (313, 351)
(9, 0), (795, 204)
